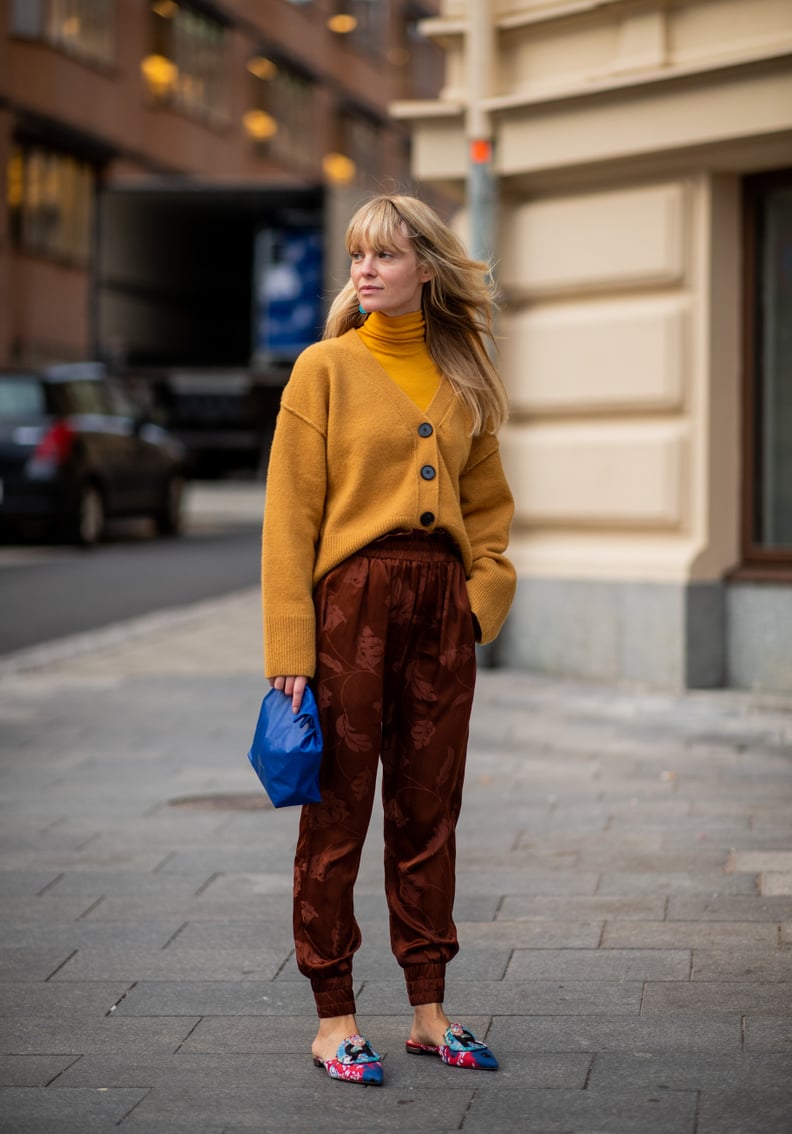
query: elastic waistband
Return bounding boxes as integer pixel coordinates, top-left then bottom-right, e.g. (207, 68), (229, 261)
(358, 529), (461, 562)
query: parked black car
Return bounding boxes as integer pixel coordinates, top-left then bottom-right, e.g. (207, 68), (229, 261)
(0, 363), (188, 546)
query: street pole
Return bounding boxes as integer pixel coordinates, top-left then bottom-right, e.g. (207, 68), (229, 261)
(467, 0), (496, 267)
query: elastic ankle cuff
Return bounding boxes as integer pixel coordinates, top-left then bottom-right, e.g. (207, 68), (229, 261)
(405, 962), (446, 1007)
(311, 976), (356, 1019)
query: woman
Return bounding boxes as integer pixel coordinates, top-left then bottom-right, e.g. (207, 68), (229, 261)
(262, 194), (515, 1086)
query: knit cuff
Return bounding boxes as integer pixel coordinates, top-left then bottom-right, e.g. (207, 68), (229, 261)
(404, 962), (446, 1007)
(311, 975), (357, 1019)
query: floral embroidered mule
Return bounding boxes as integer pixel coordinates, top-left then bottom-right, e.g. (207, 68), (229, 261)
(405, 1022), (498, 1070)
(313, 1033), (384, 1086)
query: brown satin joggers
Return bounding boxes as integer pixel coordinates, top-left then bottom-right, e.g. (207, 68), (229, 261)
(292, 531), (477, 1018)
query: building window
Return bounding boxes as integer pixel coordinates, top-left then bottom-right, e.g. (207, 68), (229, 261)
(324, 107), (382, 187)
(392, 5), (444, 101)
(142, 1), (228, 126)
(327, 1), (384, 54)
(742, 168), (792, 572)
(245, 54), (318, 173)
(10, 0), (114, 65)
(6, 144), (94, 265)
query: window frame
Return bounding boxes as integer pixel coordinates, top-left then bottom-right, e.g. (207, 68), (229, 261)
(739, 167), (792, 581)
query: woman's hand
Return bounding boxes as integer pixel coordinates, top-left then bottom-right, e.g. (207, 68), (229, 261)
(270, 675), (308, 713)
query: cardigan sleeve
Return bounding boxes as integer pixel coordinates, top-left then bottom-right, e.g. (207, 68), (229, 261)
(459, 433), (516, 645)
(261, 356), (328, 678)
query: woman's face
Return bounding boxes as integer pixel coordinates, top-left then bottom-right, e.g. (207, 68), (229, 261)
(350, 226), (431, 317)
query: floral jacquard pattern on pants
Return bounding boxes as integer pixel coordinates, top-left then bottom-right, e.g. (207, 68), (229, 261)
(292, 533), (477, 1019)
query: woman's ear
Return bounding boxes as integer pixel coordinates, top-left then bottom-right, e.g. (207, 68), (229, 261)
(419, 262), (433, 283)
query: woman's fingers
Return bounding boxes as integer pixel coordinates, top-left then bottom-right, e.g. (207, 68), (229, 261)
(269, 675), (308, 713)
(288, 676), (308, 712)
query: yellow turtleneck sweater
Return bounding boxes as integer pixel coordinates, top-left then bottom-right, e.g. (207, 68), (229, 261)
(356, 309), (441, 411)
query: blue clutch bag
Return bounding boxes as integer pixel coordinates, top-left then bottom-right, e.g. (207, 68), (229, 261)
(247, 686), (323, 808)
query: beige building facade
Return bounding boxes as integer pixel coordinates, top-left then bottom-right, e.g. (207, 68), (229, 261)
(395, 0), (792, 692)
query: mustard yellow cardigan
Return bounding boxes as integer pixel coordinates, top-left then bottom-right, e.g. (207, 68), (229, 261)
(261, 327), (516, 678)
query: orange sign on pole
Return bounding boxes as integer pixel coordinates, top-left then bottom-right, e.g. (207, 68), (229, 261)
(470, 139), (492, 165)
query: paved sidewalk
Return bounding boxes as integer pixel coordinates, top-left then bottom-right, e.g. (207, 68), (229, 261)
(0, 588), (791, 1133)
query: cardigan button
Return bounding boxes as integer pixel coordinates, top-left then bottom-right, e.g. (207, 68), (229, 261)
(420, 511), (435, 527)
(420, 465), (436, 480)
(418, 422), (433, 438)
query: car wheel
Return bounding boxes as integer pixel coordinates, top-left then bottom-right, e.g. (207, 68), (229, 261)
(73, 482), (105, 547)
(155, 475), (184, 536)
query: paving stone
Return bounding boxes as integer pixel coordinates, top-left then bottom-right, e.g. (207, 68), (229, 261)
(157, 848), (299, 875)
(642, 982), (792, 1016)
(762, 871), (792, 896)
(0, 920), (182, 951)
(0, 1055), (79, 1086)
(2, 1017), (201, 1056)
(728, 851), (792, 874)
(459, 867), (602, 896)
(114, 1118), (226, 1134)
(697, 1088), (792, 1134)
(499, 894), (668, 920)
(460, 1086), (698, 1133)
(597, 871), (757, 896)
(0, 847), (170, 872)
(559, 846), (729, 872)
(602, 921), (779, 948)
(0, 871), (64, 896)
(0, 945), (79, 982)
(38, 870), (218, 897)
(186, 872), (305, 900)
(51, 945), (291, 982)
(121, 1084), (475, 1133)
(488, 1014), (741, 1053)
(667, 895), (792, 921)
(0, 1086), (148, 1132)
(691, 946), (792, 981)
(115, 980), (318, 1017)
(589, 1051), (792, 1089)
(0, 895), (105, 922)
(79, 894), (294, 922)
(506, 948), (691, 982)
(162, 920), (300, 953)
(0, 981), (127, 1018)
(743, 1016), (792, 1051)
(454, 919), (603, 949)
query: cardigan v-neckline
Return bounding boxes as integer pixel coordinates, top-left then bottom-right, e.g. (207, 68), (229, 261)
(348, 327), (455, 424)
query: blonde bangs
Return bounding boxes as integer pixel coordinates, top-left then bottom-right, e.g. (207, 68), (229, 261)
(345, 198), (415, 255)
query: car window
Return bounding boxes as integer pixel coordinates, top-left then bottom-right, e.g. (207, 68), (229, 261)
(0, 376), (46, 417)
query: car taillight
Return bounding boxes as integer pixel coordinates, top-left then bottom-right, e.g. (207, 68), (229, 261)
(33, 420), (75, 465)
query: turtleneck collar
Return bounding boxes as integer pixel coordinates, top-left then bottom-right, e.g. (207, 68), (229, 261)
(359, 309), (425, 346)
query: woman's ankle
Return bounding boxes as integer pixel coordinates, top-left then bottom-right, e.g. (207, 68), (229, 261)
(313, 1014), (360, 1058)
(410, 1002), (451, 1044)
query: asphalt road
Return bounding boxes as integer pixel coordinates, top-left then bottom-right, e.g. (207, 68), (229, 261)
(0, 486), (263, 656)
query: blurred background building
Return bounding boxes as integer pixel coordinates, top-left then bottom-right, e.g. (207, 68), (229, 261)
(1, 0), (445, 469)
(396, 0), (792, 693)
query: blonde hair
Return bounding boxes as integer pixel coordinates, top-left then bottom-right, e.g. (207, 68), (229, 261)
(323, 194), (508, 435)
